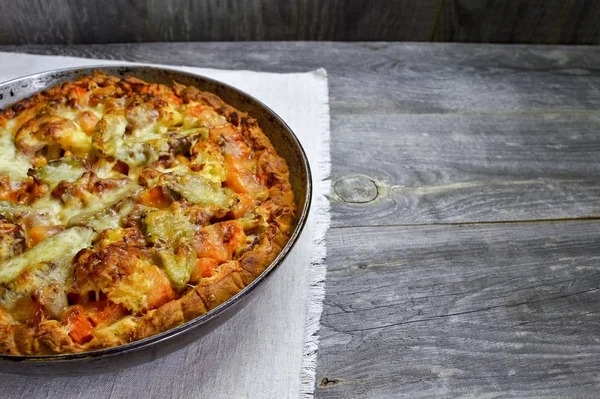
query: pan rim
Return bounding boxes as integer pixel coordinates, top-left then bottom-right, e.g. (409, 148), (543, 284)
(0, 64), (312, 363)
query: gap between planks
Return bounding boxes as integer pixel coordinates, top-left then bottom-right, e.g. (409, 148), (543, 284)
(333, 109), (600, 117)
(330, 215), (600, 230)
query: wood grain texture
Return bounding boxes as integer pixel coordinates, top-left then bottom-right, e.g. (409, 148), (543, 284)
(2, 43), (600, 397)
(3, 42), (600, 115)
(0, 0), (439, 44)
(434, 0), (600, 44)
(0, 0), (299, 44)
(298, 0), (442, 41)
(330, 113), (600, 226)
(560, 0), (600, 44)
(2, 43), (600, 228)
(1, 0), (600, 44)
(0, 0), (150, 44)
(144, 0), (298, 41)
(318, 221), (600, 398)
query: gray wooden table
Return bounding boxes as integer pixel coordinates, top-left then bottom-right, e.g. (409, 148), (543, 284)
(2, 42), (600, 398)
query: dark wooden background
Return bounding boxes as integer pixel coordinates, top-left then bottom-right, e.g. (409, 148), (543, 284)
(1, 0), (599, 45)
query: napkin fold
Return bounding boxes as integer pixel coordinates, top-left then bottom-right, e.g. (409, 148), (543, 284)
(0, 52), (330, 399)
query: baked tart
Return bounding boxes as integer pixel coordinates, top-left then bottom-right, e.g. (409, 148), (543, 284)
(0, 73), (295, 355)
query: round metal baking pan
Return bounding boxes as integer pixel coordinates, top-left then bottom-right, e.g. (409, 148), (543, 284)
(0, 65), (312, 375)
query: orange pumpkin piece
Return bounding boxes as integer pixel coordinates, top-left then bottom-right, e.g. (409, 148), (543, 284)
(83, 300), (129, 327)
(224, 156), (263, 195)
(196, 221), (246, 263)
(28, 225), (65, 248)
(75, 110), (100, 135)
(230, 193), (254, 219)
(62, 305), (94, 344)
(136, 187), (173, 209)
(190, 257), (220, 283)
(143, 265), (177, 311)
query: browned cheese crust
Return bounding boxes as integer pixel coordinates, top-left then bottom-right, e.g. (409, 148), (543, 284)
(0, 73), (295, 355)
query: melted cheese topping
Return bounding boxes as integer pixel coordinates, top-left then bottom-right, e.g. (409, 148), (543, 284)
(0, 227), (94, 284)
(0, 129), (31, 181)
(0, 73), (294, 353)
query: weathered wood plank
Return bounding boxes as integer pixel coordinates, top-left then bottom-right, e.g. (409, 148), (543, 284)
(144, 0), (299, 41)
(0, 0), (150, 44)
(1, 0), (600, 44)
(2, 43), (600, 227)
(0, 0), (299, 44)
(433, 0), (595, 44)
(2, 43), (600, 115)
(561, 0), (600, 45)
(330, 113), (600, 226)
(317, 221), (600, 398)
(0, 0), (442, 44)
(299, 0), (442, 41)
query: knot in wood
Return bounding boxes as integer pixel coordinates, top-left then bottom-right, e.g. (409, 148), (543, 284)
(319, 377), (340, 387)
(334, 175), (378, 203)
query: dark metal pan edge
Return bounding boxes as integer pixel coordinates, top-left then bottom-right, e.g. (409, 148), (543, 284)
(0, 65), (312, 373)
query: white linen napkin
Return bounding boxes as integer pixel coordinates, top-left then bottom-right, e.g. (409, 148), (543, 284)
(0, 52), (330, 399)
